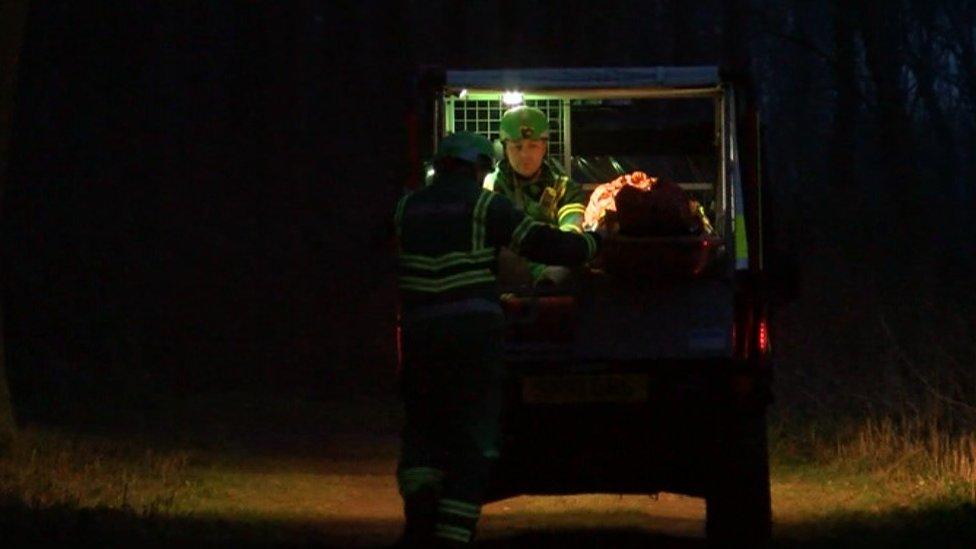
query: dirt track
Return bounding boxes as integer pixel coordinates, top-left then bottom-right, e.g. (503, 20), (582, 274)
(183, 431), (707, 548)
(8, 390), (975, 547)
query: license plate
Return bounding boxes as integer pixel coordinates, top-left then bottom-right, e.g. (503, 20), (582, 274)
(521, 374), (649, 404)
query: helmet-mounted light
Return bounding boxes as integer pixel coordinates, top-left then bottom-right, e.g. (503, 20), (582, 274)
(502, 91), (524, 106)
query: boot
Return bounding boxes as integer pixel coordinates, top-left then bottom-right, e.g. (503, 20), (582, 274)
(396, 486), (439, 547)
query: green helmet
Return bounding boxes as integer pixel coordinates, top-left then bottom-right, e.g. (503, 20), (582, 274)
(499, 106), (550, 141)
(435, 132), (494, 163)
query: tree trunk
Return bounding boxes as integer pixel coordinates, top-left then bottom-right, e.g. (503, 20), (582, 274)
(907, 1), (974, 279)
(942, 0), (976, 213)
(858, 0), (939, 363)
(0, 0), (30, 454)
(909, 0), (957, 196)
(829, 0), (859, 188)
(944, 1), (976, 128)
(857, 0), (920, 219)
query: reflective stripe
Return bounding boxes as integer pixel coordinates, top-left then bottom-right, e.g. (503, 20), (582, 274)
(511, 217), (534, 244)
(399, 269), (495, 293)
(472, 191), (494, 251)
(559, 223), (583, 234)
(440, 498), (479, 511)
(439, 499), (480, 516)
(582, 232), (597, 259)
(735, 214), (749, 270)
(438, 507), (480, 519)
(510, 217), (544, 253)
(557, 203), (585, 220)
(558, 203), (586, 215)
(482, 171), (496, 191)
(528, 262), (547, 282)
(394, 194), (410, 240)
(400, 298), (502, 325)
(400, 248), (495, 271)
(397, 190), (500, 294)
(731, 127), (749, 270)
(434, 524), (471, 543)
(397, 467), (445, 496)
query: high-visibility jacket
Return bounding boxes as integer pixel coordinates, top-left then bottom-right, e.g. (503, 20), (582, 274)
(395, 171), (597, 318)
(483, 163), (586, 233)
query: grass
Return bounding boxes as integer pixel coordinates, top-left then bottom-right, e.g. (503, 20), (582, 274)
(2, 379), (976, 546)
(0, 427), (192, 513)
(0, 426), (198, 544)
(762, 284), (976, 546)
(0, 388), (406, 545)
(771, 416), (976, 497)
(765, 370), (976, 544)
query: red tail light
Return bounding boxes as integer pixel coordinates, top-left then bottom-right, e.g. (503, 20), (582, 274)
(757, 318), (770, 354)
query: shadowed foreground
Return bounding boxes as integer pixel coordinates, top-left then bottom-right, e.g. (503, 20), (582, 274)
(2, 490), (974, 547)
(2, 390), (976, 547)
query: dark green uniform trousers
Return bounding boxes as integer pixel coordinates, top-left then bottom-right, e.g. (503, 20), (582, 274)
(396, 312), (504, 545)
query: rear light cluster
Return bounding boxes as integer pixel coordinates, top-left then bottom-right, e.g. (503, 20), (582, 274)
(757, 318), (770, 355)
(733, 315), (771, 358)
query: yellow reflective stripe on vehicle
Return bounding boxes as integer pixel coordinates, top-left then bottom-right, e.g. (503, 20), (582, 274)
(399, 248), (495, 271)
(399, 269), (496, 293)
(735, 215), (749, 269)
(582, 232), (597, 259)
(434, 524), (471, 543)
(394, 194), (410, 239)
(471, 191), (494, 251)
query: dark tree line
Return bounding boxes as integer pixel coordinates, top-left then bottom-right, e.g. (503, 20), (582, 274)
(0, 1), (974, 431)
(747, 0), (976, 427)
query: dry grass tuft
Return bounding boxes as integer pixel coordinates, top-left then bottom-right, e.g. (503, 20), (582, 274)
(772, 297), (976, 504)
(831, 417), (976, 497)
(0, 427), (194, 515)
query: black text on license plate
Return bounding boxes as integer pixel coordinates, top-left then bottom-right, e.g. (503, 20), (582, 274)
(521, 374), (648, 404)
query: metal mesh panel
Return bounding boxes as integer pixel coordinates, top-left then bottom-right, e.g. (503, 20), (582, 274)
(446, 97), (567, 168)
